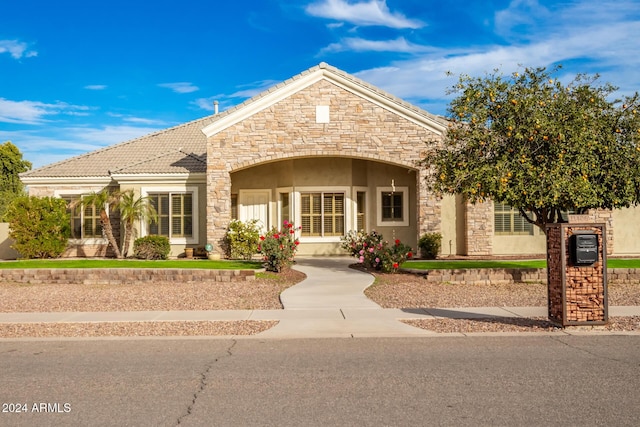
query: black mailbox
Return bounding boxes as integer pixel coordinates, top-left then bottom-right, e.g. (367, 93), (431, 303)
(570, 234), (598, 265)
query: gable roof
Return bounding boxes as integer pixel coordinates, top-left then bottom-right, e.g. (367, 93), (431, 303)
(21, 63), (447, 182)
(202, 62), (448, 138)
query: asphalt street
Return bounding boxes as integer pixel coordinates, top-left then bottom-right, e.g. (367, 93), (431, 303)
(1, 336), (639, 426)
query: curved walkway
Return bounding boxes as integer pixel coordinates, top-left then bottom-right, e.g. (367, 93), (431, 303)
(257, 257), (435, 338)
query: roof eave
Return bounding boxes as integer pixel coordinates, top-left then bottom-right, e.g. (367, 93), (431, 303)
(21, 176), (114, 186)
(109, 172), (206, 185)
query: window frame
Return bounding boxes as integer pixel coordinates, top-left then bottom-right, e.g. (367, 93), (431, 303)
(294, 186), (350, 243)
(141, 186), (199, 244)
(56, 191), (108, 244)
(493, 203), (534, 236)
(353, 187), (368, 232)
(376, 186), (409, 227)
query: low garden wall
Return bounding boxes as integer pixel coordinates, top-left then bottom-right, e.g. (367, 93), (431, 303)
(1, 267), (638, 286)
(404, 268), (638, 286)
(0, 268), (256, 285)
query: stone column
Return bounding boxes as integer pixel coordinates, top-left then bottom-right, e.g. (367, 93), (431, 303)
(546, 222), (608, 327)
(465, 200), (493, 256)
(206, 163), (231, 257)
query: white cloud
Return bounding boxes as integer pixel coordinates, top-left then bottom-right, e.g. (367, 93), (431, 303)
(192, 80), (280, 112)
(0, 98), (91, 125)
(354, 0), (640, 115)
(85, 85), (107, 90)
(158, 82), (200, 94)
(64, 125), (162, 147)
(0, 124), (163, 169)
(106, 112), (167, 126)
(320, 36), (436, 54)
(0, 39), (37, 59)
(494, 0), (551, 41)
(306, 0), (424, 29)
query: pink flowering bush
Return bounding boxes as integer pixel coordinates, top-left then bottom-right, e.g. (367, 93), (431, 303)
(258, 221), (300, 272)
(340, 230), (413, 273)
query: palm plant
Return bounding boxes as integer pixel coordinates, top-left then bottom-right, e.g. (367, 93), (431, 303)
(119, 190), (158, 258)
(76, 189), (123, 259)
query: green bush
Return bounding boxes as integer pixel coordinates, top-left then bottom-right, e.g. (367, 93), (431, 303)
(418, 232), (442, 259)
(5, 196), (70, 259)
(133, 235), (170, 260)
(225, 219), (261, 260)
(258, 221), (300, 272)
(341, 230), (413, 273)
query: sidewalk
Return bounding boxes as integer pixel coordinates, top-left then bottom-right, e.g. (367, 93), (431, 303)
(0, 256), (638, 338)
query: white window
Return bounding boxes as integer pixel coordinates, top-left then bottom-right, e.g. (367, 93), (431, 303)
(300, 192), (345, 237)
(294, 186), (350, 241)
(142, 186), (199, 244)
(56, 191), (108, 243)
(494, 203), (534, 235)
(148, 193), (193, 238)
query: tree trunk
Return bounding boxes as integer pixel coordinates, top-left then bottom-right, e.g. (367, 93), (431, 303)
(100, 210), (122, 259)
(122, 223), (133, 258)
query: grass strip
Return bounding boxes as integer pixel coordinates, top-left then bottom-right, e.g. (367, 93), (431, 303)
(0, 259), (263, 270)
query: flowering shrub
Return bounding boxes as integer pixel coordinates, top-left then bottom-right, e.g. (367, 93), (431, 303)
(225, 219), (261, 260)
(341, 230), (413, 273)
(258, 221), (300, 272)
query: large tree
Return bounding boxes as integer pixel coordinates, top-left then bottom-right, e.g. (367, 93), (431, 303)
(424, 66), (640, 231)
(0, 141), (32, 221)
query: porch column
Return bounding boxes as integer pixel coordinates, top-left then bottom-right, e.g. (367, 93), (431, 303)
(207, 163), (231, 257)
(417, 168), (441, 237)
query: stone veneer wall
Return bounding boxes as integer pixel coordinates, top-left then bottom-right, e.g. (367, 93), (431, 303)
(206, 79), (443, 255)
(464, 200), (494, 256)
(0, 268), (255, 285)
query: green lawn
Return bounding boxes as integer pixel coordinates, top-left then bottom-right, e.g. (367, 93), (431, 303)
(402, 259), (640, 270)
(0, 259), (263, 270)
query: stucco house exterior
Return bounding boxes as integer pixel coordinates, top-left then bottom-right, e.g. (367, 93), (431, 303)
(18, 63), (640, 258)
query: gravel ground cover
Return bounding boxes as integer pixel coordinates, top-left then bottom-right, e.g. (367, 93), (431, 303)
(0, 269), (306, 312)
(1, 267), (638, 337)
(0, 269), (304, 338)
(0, 321), (278, 338)
(365, 271), (640, 333)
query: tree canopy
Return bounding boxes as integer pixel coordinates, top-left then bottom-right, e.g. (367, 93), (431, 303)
(0, 141), (32, 221)
(423, 66), (640, 230)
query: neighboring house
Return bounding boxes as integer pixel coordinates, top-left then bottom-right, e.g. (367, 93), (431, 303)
(19, 63), (640, 258)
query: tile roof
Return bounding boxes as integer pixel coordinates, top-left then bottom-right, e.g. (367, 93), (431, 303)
(110, 148), (206, 175)
(21, 115), (215, 179)
(21, 62), (448, 180)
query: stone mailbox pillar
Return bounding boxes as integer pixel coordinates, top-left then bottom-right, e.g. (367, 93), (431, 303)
(546, 222), (608, 327)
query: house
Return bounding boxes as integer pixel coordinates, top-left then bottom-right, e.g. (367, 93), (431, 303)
(19, 63), (640, 258)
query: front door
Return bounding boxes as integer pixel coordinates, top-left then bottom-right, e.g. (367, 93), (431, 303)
(239, 190), (270, 232)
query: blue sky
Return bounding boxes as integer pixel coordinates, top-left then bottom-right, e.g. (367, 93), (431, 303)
(2, 0), (639, 169)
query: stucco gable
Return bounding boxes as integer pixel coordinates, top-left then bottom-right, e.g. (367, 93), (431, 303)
(202, 62), (448, 139)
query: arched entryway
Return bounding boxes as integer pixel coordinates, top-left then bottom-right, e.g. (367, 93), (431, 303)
(229, 156), (419, 255)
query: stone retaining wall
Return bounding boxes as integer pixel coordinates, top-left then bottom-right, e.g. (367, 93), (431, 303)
(0, 268), (256, 285)
(1, 267), (637, 286)
(405, 268), (637, 286)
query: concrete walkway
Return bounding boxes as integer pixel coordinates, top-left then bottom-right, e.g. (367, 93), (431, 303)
(1, 256), (638, 338)
(259, 256), (433, 337)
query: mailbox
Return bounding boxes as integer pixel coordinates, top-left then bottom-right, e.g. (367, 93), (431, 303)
(570, 234), (598, 265)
